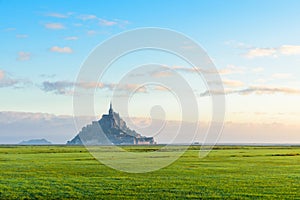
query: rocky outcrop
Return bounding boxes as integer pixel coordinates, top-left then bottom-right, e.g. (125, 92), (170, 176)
(19, 138), (52, 145)
(67, 103), (155, 145)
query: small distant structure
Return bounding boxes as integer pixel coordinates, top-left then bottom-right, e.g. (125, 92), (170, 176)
(67, 103), (155, 145)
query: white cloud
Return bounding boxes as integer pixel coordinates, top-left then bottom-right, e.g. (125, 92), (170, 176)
(280, 45), (300, 55)
(222, 79), (244, 87)
(115, 19), (130, 28)
(147, 65), (244, 78)
(175, 64), (244, 75)
(0, 111), (299, 144)
(45, 12), (70, 18)
(41, 81), (110, 95)
(224, 40), (253, 49)
(4, 27), (16, 31)
(99, 19), (117, 26)
(218, 65), (245, 75)
(64, 36), (78, 40)
(245, 48), (277, 58)
(78, 14), (97, 20)
(245, 45), (300, 58)
(153, 85), (169, 92)
(50, 46), (73, 54)
(44, 23), (65, 30)
(151, 70), (173, 78)
(200, 85), (300, 97)
(73, 23), (83, 27)
(41, 80), (168, 95)
(40, 74), (56, 79)
(17, 51), (31, 61)
(271, 73), (293, 79)
(254, 73), (293, 84)
(41, 81), (74, 95)
(77, 14), (128, 28)
(0, 70), (22, 88)
(16, 34), (28, 38)
(0, 111), (84, 144)
(87, 30), (97, 36)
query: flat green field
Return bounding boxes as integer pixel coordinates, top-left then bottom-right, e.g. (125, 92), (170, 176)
(0, 145), (299, 199)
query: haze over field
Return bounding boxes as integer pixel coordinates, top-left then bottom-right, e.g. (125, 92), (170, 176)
(0, 0), (300, 144)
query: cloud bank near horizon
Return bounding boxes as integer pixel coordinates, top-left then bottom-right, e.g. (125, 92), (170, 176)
(0, 111), (299, 144)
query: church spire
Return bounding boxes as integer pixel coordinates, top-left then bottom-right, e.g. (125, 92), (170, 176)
(109, 101), (113, 116)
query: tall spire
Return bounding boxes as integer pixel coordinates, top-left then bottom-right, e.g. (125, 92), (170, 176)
(109, 101), (113, 116)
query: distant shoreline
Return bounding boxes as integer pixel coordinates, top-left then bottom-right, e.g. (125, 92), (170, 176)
(1, 143), (300, 147)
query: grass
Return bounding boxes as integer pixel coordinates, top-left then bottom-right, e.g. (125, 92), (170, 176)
(0, 145), (299, 199)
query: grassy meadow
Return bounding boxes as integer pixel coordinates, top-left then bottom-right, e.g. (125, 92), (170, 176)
(0, 145), (299, 199)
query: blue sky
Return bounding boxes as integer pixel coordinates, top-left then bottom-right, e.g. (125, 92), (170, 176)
(0, 0), (300, 143)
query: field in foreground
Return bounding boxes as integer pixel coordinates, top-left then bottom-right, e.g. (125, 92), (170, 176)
(0, 145), (299, 199)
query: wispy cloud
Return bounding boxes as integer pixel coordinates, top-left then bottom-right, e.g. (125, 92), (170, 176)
(148, 65), (244, 78)
(175, 65), (244, 75)
(87, 30), (97, 36)
(222, 79), (244, 87)
(245, 45), (300, 58)
(64, 36), (78, 40)
(41, 81), (163, 95)
(0, 69), (30, 88)
(200, 85), (300, 97)
(224, 40), (253, 49)
(254, 73), (293, 84)
(0, 111), (298, 144)
(17, 51), (31, 61)
(218, 65), (245, 75)
(151, 70), (173, 78)
(50, 46), (73, 54)
(153, 85), (169, 92)
(73, 23), (83, 27)
(0, 111), (88, 144)
(77, 14), (97, 20)
(44, 23), (65, 30)
(4, 27), (16, 32)
(41, 75), (296, 97)
(280, 45), (300, 55)
(40, 74), (56, 79)
(114, 19), (130, 28)
(239, 86), (300, 95)
(42, 81), (74, 95)
(99, 18), (117, 26)
(16, 34), (28, 38)
(45, 12), (71, 18)
(79, 81), (148, 93)
(0, 78), (17, 88)
(77, 14), (128, 28)
(41, 81), (114, 95)
(245, 48), (277, 58)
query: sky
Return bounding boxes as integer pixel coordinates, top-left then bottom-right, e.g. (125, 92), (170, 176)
(0, 0), (300, 144)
